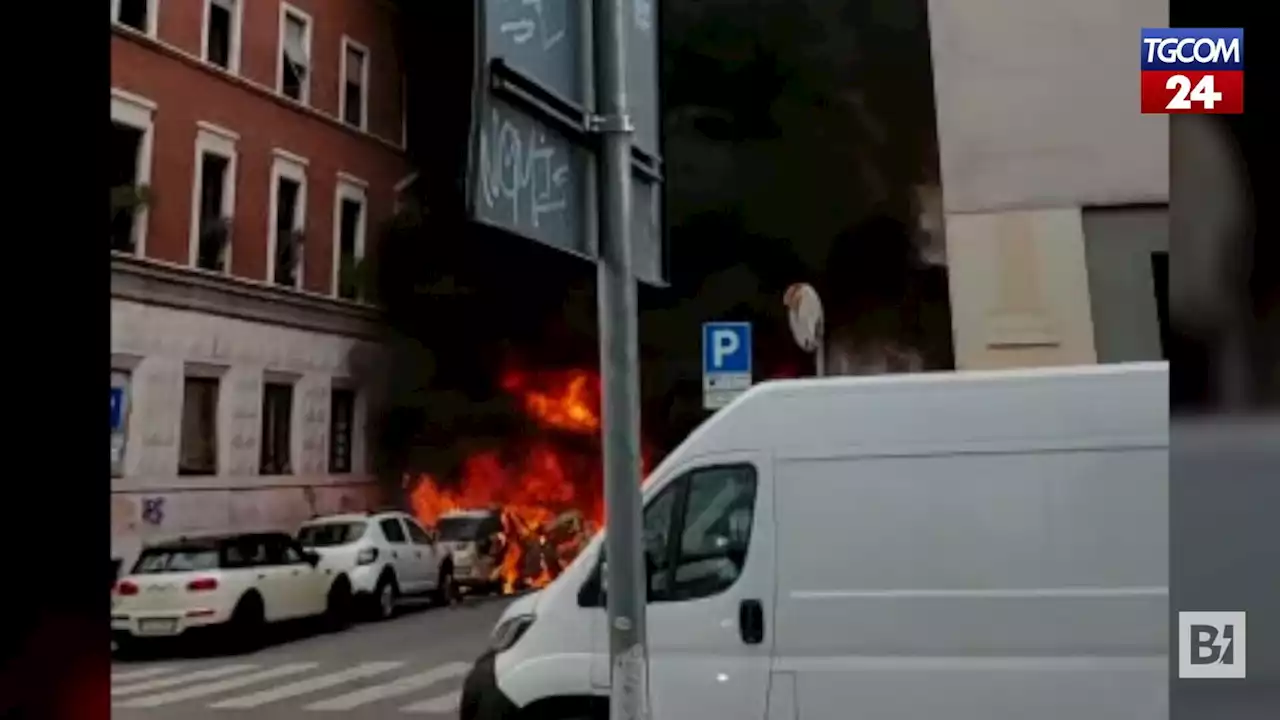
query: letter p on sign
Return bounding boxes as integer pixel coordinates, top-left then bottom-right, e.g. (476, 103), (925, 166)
(712, 329), (740, 367)
(1179, 611), (1247, 678)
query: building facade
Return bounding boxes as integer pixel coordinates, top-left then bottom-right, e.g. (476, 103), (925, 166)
(927, 0), (1170, 369)
(110, 0), (411, 567)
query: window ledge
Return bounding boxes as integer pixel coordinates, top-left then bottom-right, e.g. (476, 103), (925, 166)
(112, 253), (383, 340)
(112, 22), (405, 155)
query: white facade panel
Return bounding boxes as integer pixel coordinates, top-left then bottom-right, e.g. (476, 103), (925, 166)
(110, 299), (384, 566)
(928, 0), (1169, 369)
(927, 0), (1168, 213)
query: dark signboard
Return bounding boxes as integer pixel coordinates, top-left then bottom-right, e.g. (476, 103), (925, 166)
(468, 0), (664, 285)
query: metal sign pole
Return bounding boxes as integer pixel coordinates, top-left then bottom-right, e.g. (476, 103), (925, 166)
(815, 322), (826, 377)
(594, 1), (649, 719)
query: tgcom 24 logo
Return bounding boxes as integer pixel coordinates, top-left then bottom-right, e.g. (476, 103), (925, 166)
(1140, 28), (1244, 114)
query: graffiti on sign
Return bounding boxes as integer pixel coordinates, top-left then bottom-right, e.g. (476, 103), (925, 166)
(141, 497), (166, 526)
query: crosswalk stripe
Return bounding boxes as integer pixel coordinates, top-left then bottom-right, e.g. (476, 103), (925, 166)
(111, 666), (177, 683)
(303, 662), (471, 711)
(208, 661), (405, 709)
(112, 664), (259, 696)
(400, 690), (462, 714)
(114, 663), (320, 708)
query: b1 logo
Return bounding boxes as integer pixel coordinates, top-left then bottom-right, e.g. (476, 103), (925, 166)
(1178, 611), (1247, 679)
(1165, 74), (1223, 110)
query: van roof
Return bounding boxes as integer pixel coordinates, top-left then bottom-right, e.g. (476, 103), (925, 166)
(649, 362), (1167, 482)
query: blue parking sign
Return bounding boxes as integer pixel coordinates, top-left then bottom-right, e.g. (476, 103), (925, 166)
(702, 322), (753, 410)
(110, 387), (124, 430)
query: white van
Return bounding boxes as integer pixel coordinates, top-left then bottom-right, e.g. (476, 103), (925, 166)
(460, 363), (1169, 720)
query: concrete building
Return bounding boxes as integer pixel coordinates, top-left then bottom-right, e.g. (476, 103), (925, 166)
(110, 0), (411, 567)
(927, 0), (1170, 369)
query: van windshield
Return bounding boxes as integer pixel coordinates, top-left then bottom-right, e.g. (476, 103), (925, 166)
(298, 522), (367, 547)
(437, 516), (488, 541)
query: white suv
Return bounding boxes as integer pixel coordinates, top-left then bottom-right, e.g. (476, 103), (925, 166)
(297, 510), (454, 620)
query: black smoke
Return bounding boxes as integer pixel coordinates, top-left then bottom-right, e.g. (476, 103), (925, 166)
(369, 0), (950, 485)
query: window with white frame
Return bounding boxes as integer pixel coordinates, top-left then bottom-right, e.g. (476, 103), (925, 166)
(110, 89), (155, 256)
(279, 4), (312, 103)
(269, 152), (308, 288)
(112, 0), (155, 35)
(190, 124), (238, 273)
(203, 0), (243, 72)
(333, 177), (367, 300)
(341, 38), (370, 129)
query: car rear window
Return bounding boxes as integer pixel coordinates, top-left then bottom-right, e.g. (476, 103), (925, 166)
(132, 548), (220, 574)
(298, 521), (367, 547)
(437, 516), (488, 541)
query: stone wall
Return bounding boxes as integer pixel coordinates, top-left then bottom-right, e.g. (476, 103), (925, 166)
(111, 299), (386, 565)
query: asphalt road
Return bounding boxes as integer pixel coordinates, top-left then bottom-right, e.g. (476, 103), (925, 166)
(110, 595), (512, 720)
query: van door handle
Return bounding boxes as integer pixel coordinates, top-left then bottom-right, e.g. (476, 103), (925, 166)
(739, 599), (764, 645)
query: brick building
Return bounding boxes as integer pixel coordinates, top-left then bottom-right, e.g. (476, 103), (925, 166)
(110, 0), (411, 567)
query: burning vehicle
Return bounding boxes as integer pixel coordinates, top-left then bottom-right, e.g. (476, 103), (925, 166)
(434, 509), (505, 595)
(409, 365), (651, 594)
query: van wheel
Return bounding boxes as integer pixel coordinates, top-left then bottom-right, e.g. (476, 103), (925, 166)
(371, 573), (398, 621)
(517, 697), (607, 720)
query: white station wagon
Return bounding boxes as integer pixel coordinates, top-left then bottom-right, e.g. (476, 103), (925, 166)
(111, 531), (352, 653)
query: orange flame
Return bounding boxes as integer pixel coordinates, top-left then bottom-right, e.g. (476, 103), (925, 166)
(502, 369), (601, 433)
(409, 365), (650, 594)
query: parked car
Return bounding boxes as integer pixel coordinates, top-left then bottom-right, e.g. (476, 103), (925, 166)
(111, 532), (351, 654)
(435, 509), (506, 595)
(297, 510), (455, 620)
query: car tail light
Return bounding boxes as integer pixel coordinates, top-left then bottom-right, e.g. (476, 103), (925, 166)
(357, 547), (379, 565)
(186, 577), (218, 592)
(115, 580), (139, 596)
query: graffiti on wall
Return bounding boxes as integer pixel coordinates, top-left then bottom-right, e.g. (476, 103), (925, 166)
(141, 496), (166, 526)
